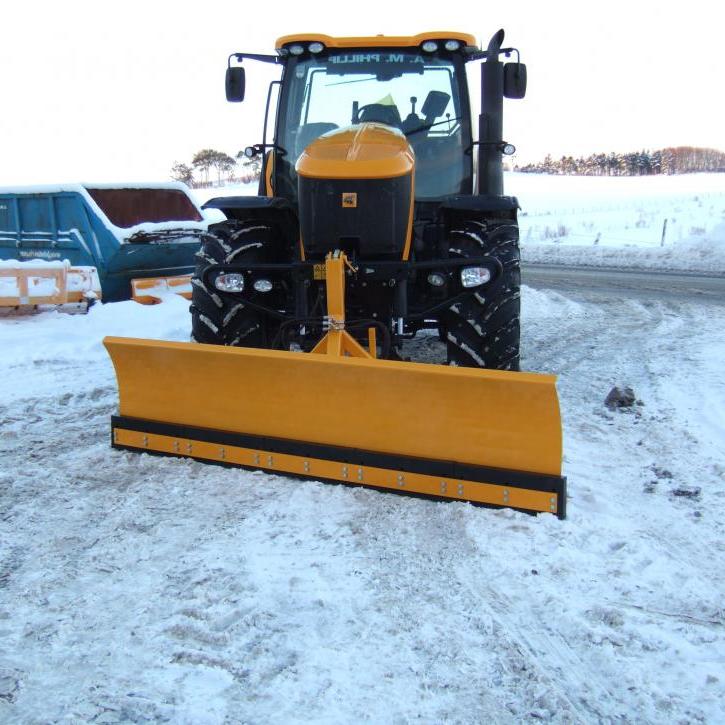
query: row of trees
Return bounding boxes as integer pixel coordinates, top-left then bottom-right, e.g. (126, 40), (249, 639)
(515, 147), (725, 176)
(173, 145), (724, 183)
(171, 149), (262, 187)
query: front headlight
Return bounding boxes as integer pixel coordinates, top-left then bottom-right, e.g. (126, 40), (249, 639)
(427, 272), (446, 287)
(253, 278), (273, 293)
(214, 273), (245, 293)
(460, 266), (491, 288)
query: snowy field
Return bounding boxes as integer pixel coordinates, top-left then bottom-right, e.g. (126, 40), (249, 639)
(195, 172), (725, 274)
(1, 174), (725, 723)
(513, 172), (725, 273)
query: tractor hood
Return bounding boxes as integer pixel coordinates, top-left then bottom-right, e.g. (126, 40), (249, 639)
(295, 123), (415, 259)
(295, 123), (415, 180)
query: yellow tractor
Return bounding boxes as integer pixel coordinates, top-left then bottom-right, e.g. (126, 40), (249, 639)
(105, 30), (566, 517)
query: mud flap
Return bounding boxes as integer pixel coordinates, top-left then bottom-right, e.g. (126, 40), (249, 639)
(104, 337), (566, 517)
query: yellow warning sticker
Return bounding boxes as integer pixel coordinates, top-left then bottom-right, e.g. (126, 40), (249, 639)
(313, 264), (326, 280)
(342, 192), (357, 208)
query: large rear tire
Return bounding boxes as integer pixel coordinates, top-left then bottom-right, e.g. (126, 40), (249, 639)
(441, 220), (521, 371)
(190, 221), (279, 347)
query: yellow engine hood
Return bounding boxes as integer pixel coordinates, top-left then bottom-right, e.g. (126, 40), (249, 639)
(295, 123), (415, 180)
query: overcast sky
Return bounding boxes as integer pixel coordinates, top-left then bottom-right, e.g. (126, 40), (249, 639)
(1, 0), (723, 184)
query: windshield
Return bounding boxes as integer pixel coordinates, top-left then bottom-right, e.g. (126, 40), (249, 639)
(275, 51), (472, 201)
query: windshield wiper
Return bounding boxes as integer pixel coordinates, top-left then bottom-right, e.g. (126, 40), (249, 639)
(325, 76), (376, 87)
(126, 228), (205, 243)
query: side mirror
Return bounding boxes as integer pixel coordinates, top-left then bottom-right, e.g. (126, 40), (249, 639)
(225, 66), (246, 102)
(503, 63), (527, 99)
(421, 90), (451, 120)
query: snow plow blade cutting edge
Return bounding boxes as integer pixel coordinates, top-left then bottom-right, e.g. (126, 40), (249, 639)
(104, 337), (566, 518)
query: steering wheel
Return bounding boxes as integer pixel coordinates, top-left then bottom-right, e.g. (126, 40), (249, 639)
(355, 103), (378, 121)
(355, 103), (401, 128)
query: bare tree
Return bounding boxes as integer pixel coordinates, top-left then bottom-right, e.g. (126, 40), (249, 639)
(192, 149), (218, 183)
(170, 162), (194, 185)
(236, 150), (262, 181)
(212, 152), (237, 184)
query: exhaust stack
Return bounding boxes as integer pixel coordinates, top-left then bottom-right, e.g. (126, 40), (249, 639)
(478, 29), (506, 196)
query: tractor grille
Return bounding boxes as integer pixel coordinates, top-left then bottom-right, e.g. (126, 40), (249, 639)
(298, 174), (412, 259)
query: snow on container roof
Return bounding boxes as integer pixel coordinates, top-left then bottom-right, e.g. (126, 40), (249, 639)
(0, 181), (198, 195)
(0, 182), (207, 242)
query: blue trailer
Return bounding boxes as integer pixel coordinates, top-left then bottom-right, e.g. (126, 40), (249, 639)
(0, 182), (207, 302)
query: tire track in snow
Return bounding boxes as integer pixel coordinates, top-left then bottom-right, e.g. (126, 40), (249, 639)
(467, 582), (624, 723)
(346, 498), (582, 723)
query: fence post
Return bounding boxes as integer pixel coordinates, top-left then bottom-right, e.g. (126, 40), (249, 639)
(660, 218), (668, 247)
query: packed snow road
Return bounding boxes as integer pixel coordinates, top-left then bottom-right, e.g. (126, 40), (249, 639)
(524, 264), (725, 302)
(1, 278), (724, 723)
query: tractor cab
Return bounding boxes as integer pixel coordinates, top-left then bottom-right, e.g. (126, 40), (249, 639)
(229, 32), (526, 203)
(272, 36), (475, 200)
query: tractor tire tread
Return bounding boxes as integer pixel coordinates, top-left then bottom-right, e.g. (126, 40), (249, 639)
(442, 220), (521, 371)
(191, 220), (278, 347)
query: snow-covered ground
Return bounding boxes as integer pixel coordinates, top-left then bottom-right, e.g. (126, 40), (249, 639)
(1, 174), (724, 722)
(193, 173), (725, 274)
(514, 172), (725, 273)
(2, 279), (724, 722)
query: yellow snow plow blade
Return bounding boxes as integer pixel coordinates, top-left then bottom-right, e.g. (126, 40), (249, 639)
(105, 251), (565, 517)
(130, 274), (192, 304)
(104, 345), (566, 518)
